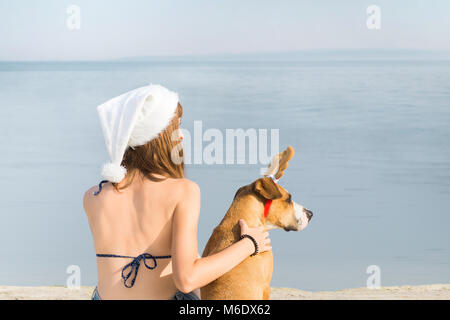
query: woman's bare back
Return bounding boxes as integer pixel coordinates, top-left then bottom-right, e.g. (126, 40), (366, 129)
(83, 175), (187, 299)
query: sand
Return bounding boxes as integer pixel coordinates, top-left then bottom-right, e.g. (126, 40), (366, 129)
(0, 284), (449, 300)
(270, 284), (450, 300)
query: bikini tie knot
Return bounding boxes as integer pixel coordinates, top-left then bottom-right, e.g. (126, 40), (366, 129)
(121, 253), (158, 288)
(93, 180), (109, 196)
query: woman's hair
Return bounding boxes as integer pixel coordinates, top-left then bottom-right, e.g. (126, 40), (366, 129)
(113, 102), (184, 191)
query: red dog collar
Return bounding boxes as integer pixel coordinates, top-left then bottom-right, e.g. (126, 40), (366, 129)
(263, 175), (277, 218)
(264, 199), (273, 218)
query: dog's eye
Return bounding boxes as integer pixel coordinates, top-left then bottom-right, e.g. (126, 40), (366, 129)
(285, 194), (292, 204)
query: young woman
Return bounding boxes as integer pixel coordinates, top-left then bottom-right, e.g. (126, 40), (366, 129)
(83, 84), (272, 300)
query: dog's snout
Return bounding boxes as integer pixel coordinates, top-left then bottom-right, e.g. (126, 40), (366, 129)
(305, 209), (313, 221)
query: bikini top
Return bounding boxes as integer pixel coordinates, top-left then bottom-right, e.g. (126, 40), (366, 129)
(93, 180), (172, 288)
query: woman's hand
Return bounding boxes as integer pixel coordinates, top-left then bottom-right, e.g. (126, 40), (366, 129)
(239, 219), (272, 254)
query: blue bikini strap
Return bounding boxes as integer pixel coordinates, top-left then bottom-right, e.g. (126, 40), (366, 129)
(96, 253), (172, 288)
(93, 180), (109, 196)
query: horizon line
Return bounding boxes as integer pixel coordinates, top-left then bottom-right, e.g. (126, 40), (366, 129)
(1, 48), (450, 63)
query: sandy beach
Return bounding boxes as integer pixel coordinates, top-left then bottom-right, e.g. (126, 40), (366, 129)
(1, 284), (449, 300)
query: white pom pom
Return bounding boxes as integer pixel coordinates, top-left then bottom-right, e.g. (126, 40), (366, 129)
(101, 163), (126, 183)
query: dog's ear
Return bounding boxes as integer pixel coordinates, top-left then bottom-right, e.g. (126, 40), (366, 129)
(264, 146), (295, 180)
(253, 177), (283, 200)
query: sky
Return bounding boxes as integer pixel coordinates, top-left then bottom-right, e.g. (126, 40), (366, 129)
(0, 0), (449, 61)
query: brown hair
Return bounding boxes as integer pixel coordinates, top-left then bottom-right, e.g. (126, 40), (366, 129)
(113, 102), (184, 191)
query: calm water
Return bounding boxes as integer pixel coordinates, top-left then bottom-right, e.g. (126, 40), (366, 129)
(0, 53), (449, 291)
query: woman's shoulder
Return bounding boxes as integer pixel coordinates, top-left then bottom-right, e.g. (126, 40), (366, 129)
(83, 184), (97, 212)
(177, 178), (199, 190)
(82, 182), (114, 212)
(165, 178), (200, 202)
(162, 177), (198, 195)
(83, 185), (96, 215)
(82, 178), (199, 211)
(170, 178), (201, 218)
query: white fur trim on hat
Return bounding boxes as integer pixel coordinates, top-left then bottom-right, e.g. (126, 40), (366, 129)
(97, 84), (179, 183)
(128, 85), (179, 147)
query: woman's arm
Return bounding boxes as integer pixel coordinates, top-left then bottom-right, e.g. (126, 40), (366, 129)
(191, 252), (202, 299)
(171, 180), (255, 293)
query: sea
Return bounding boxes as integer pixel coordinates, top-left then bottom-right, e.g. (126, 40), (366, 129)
(0, 50), (449, 291)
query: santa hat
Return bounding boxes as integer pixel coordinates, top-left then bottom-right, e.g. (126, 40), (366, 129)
(97, 84), (179, 183)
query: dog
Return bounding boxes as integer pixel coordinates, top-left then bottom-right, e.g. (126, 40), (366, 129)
(200, 146), (313, 300)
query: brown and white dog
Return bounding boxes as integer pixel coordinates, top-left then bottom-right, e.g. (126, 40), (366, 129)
(200, 146), (313, 300)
